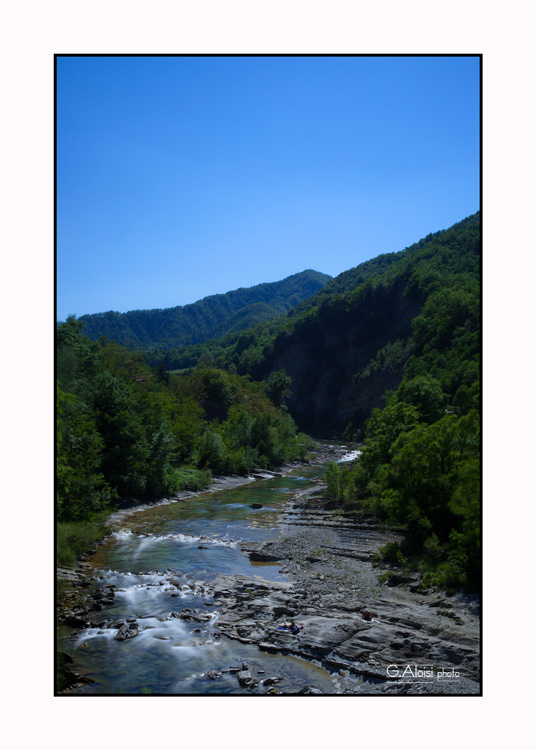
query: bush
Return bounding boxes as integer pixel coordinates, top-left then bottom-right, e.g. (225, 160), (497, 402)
(377, 541), (408, 567)
(165, 466), (212, 493)
(324, 463), (342, 500)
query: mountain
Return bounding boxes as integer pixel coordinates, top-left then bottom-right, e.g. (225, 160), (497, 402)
(254, 213), (481, 436)
(77, 270), (331, 349)
(184, 213), (480, 437)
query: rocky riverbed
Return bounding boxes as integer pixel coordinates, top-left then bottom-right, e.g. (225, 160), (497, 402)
(208, 485), (481, 695)
(57, 444), (480, 695)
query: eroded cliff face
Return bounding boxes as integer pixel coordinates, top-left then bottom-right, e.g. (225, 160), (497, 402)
(261, 276), (422, 436)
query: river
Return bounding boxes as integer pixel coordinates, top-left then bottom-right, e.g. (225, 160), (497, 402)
(58, 458), (357, 695)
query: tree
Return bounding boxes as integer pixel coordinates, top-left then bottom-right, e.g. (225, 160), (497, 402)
(266, 369), (292, 409)
(57, 385), (112, 521)
(92, 371), (150, 496)
(395, 375), (447, 424)
(387, 411), (480, 548)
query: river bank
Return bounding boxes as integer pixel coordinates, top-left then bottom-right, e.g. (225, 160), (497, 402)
(66, 441), (356, 538)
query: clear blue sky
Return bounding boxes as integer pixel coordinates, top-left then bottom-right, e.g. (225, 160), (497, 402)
(56, 55), (480, 321)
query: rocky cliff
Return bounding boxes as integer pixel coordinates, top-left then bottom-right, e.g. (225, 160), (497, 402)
(258, 274), (422, 436)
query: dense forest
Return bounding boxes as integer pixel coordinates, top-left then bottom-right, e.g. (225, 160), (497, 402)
(56, 318), (314, 563)
(77, 270), (331, 349)
(57, 212), (480, 590)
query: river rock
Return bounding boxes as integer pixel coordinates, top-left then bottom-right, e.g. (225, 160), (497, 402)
(114, 622), (139, 641)
(292, 685), (323, 695)
(166, 577), (183, 588)
(261, 675), (282, 687)
(237, 670), (253, 687)
(90, 619), (108, 629)
(248, 551), (281, 562)
(63, 613), (90, 629)
(193, 613), (213, 622)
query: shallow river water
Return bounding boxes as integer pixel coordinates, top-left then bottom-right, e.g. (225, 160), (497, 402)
(59, 466), (343, 695)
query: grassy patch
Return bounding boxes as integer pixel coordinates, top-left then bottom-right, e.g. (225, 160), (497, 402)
(56, 513), (110, 567)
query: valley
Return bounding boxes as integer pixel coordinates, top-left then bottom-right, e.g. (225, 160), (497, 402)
(56, 212), (481, 696)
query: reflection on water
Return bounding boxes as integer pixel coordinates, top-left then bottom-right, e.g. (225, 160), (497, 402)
(61, 466), (337, 694)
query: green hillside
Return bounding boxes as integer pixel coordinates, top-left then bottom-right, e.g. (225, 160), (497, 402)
(77, 270), (331, 349)
(251, 212), (481, 436)
(161, 212), (480, 439)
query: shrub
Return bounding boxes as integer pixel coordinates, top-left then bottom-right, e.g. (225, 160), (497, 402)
(166, 467), (212, 493)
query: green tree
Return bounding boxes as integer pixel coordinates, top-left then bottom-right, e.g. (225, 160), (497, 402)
(266, 369), (292, 409)
(92, 370), (150, 496)
(395, 375), (447, 424)
(387, 411), (480, 549)
(195, 429), (225, 471)
(57, 385), (112, 521)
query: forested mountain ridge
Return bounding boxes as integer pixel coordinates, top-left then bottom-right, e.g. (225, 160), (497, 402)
(76, 270), (331, 349)
(175, 213), (480, 438)
(258, 214), (479, 436)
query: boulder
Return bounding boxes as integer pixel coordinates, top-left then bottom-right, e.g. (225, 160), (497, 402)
(248, 551), (281, 563)
(237, 670), (253, 687)
(166, 577), (183, 587)
(114, 622), (139, 641)
(90, 619), (108, 629)
(63, 614), (90, 629)
(292, 685), (323, 695)
(261, 675), (282, 687)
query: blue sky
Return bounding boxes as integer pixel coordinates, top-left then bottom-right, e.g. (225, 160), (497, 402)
(56, 55), (480, 321)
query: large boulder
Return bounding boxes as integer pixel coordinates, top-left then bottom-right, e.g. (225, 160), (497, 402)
(114, 622), (139, 641)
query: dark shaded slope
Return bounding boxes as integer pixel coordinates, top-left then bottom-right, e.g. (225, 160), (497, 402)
(246, 213), (480, 437)
(257, 274), (421, 436)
